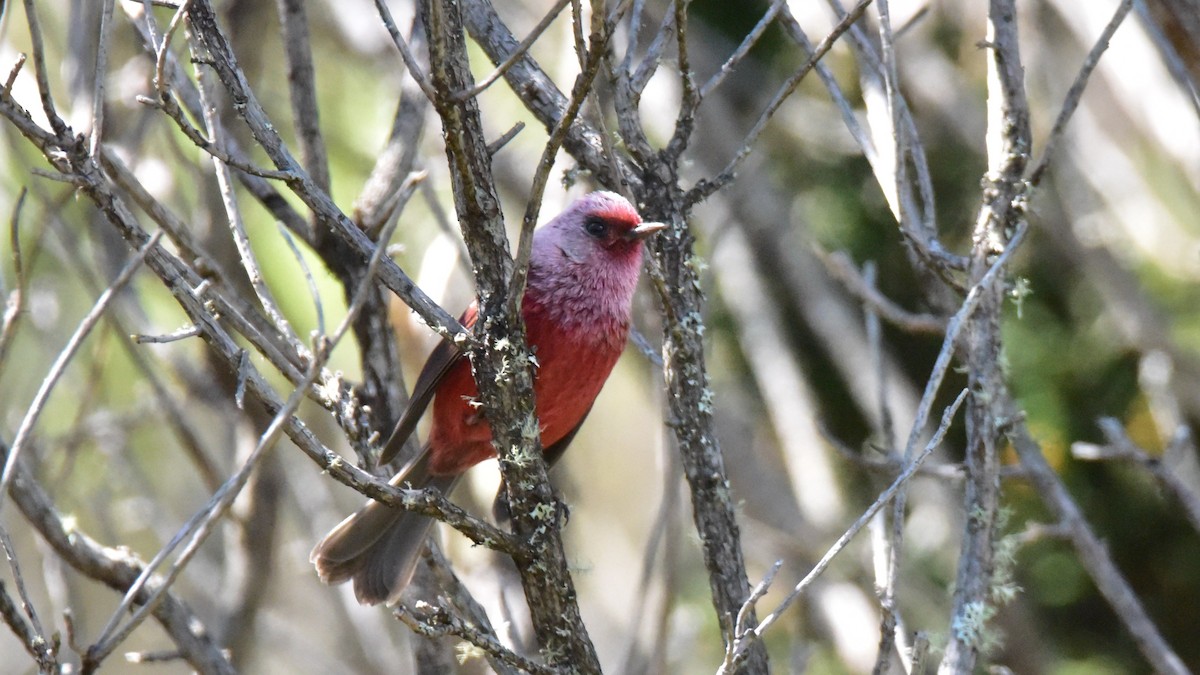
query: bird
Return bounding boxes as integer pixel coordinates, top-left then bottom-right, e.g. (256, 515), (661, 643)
(311, 191), (664, 606)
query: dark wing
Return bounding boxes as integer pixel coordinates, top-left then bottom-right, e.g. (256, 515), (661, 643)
(492, 405), (593, 524)
(542, 405), (592, 468)
(378, 304), (477, 466)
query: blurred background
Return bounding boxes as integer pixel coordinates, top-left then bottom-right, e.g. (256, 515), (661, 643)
(1, 0), (1198, 673)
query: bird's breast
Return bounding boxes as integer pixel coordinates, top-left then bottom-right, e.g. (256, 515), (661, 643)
(425, 304), (627, 475)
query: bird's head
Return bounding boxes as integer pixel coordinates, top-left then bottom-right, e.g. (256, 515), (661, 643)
(542, 191), (666, 266)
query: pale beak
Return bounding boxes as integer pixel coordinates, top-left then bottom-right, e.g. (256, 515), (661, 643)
(626, 221), (667, 241)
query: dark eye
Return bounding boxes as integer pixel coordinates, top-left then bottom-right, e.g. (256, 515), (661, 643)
(583, 215), (608, 238)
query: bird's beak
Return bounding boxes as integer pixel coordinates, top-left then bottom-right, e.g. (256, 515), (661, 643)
(625, 221), (667, 241)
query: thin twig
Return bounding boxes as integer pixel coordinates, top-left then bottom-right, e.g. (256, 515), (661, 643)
(153, 0), (194, 99)
(6, 447), (235, 674)
(33, 197), (226, 494)
(88, 202), (409, 666)
(1009, 407), (1190, 675)
(0, 527), (54, 669)
(417, 544), (522, 675)
(897, 223), (1027, 465)
(784, 2), (951, 270)
(875, 0), (909, 238)
(137, 95), (297, 180)
(507, 3), (626, 315)
(725, 560), (783, 665)
(396, 602), (557, 675)
(821, 250), (948, 334)
(486, 121), (525, 156)
(276, 223), (326, 337)
(609, 0), (659, 164)
(453, 0), (573, 101)
(3, 54), (27, 93)
(90, 0), (115, 157)
(460, 0), (641, 191)
(276, 0), (331, 198)
(96, 149), (311, 383)
(718, 388), (970, 674)
(884, 222), (1027, 671)
(192, 49), (309, 359)
(353, 10), (430, 241)
(373, 0), (437, 101)
(0, 232), (162, 520)
(0, 190), (29, 367)
(687, 0), (874, 205)
(183, 0), (470, 345)
(629, 8), (676, 95)
(662, 0), (701, 162)
(865, 252), (902, 675)
(139, 0), (163, 68)
(569, 0), (586, 70)
(21, 0), (70, 138)
(1027, 0), (1134, 187)
(1073, 419), (1200, 536)
(0, 57), (510, 554)
(629, 326), (664, 367)
(699, 0), (787, 99)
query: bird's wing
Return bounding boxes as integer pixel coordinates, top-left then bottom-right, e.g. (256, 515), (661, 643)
(543, 404), (592, 468)
(378, 303), (477, 466)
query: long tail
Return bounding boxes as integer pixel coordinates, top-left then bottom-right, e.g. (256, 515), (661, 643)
(310, 448), (459, 605)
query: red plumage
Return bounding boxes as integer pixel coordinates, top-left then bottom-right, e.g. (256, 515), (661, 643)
(311, 192), (663, 605)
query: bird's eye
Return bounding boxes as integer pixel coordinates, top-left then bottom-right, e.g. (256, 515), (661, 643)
(583, 216), (608, 238)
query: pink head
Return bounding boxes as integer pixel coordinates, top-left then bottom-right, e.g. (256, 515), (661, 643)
(528, 191), (665, 336)
(537, 191), (663, 263)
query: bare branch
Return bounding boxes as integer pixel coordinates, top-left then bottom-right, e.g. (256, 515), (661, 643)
(508, 3), (626, 317)
(0, 190), (29, 367)
(0, 528), (57, 671)
(461, 0), (639, 191)
(821, 250), (949, 334)
(20, 0), (70, 138)
(1028, 0), (1135, 187)
(3, 53), (27, 93)
(628, 8), (676, 96)
(152, 0), (193, 100)
(699, 0), (787, 100)
(1073, 419), (1200, 536)
(0, 232), (162, 520)
(719, 389), (970, 674)
(646, 200), (771, 674)
(277, 222), (327, 336)
(422, 0), (599, 668)
(0, 82), (513, 556)
(136, 94), (297, 180)
(184, 0), (469, 344)
(452, 0), (573, 102)
(939, 2), (1032, 669)
(89, 194), (469, 667)
(192, 50), (309, 360)
(397, 601), (557, 675)
(687, 0), (874, 205)
(1009, 408), (1189, 675)
(373, 0), (437, 102)
(276, 0), (331, 197)
(89, 0), (115, 157)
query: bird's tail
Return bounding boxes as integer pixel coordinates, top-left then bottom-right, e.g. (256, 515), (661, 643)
(310, 447), (459, 606)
